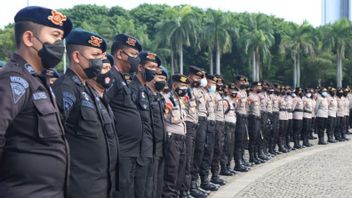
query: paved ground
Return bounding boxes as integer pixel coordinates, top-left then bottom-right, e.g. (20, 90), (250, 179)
(210, 135), (352, 198)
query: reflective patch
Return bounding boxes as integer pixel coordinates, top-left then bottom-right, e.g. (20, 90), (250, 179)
(81, 92), (95, 109)
(71, 75), (82, 85)
(24, 63), (36, 75)
(81, 100), (95, 109)
(33, 91), (48, 100)
(63, 91), (76, 111)
(10, 76), (29, 104)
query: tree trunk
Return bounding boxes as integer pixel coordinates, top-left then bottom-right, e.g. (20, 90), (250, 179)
(297, 54), (301, 87)
(252, 52), (256, 81)
(337, 50), (342, 88)
(179, 45), (183, 74)
(171, 50), (175, 75)
(293, 56), (297, 88)
(216, 41), (221, 75)
(256, 51), (260, 81)
(209, 47), (214, 75)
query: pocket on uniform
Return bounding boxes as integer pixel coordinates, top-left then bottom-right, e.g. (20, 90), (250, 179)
(77, 107), (100, 138)
(33, 100), (62, 138)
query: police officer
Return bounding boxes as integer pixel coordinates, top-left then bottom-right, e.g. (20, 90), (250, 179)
(52, 29), (118, 198)
(199, 74), (220, 191)
(327, 88), (338, 143)
(180, 66), (204, 198)
(0, 6), (72, 198)
(210, 74), (227, 185)
(336, 88), (348, 141)
(162, 74), (189, 198)
(302, 89), (314, 147)
(146, 66), (168, 198)
(269, 84), (280, 155)
(129, 51), (161, 198)
(248, 82), (263, 164)
(343, 88), (351, 137)
(278, 87), (289, 153)
(106, 34), (143, 198)
(285, 87), (294, 150)
(233, 75), (251, 172)
(221, 83), (237, 175)
(292, 87), (304, 149)
(258, 81), (271, 160)
(188, 66), (209, 198)
(315, 88), (329, 145)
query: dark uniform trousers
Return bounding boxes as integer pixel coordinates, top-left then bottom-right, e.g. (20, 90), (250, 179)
(293, 119), (303, 146)
(270, 112), (280, 151)
(327, 116), (336, 140)
(248, 115), (260, 154)
(302, 118), (312, 145)
(146, 156), (164, 198)
(162, 134), (186, 198)
(316, 117), (327, 139)
(0, 54), (69, 198)
(336, 116), (346, 140)
(211, 121), (225, 176)
(191, 116), (208, 181)
(279, 120), (288, 149)
(181, 121), (198, 192)
(199, 120), (216, 181)
(259, 112), (268, 150)
(234, 114), (248, 165)
(222, 122), (236, 168)
(286, 118), (293, 146)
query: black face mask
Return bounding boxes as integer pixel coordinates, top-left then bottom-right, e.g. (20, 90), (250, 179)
(96, 71), (113, 88)
(144, 68), (156, 82)
(34, 36), (65, 69)
(175, 87), (187, 97)
(80, 55), (103, 79)
(154, 80), (166, 92)
(122, 51), (140, 73)
(337, 92), (343, 97)
(240, 84), (246, 89)
(216, 85), (224, 92)
(192, 81), (200, 88)
(330, 92), (336, 97)
(299, 92), (304, 97)
(267, 90), (274, 94)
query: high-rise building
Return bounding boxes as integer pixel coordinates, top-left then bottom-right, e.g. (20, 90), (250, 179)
(321, 0), (351, 25)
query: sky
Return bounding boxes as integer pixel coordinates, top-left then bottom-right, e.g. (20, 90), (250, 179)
(0, 0), (322, 28)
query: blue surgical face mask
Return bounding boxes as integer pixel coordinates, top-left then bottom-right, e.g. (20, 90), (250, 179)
(208, 85), (216, 93)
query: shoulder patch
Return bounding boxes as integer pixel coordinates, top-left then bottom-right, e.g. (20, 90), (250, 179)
(63, 91), (76, 111)
(33, 91), (48, 100)
(10, 76), (29, 104)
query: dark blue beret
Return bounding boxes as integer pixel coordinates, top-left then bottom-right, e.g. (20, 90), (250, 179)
(139, 51), (161, 66)
(65, 28), (107, 52)
(14, 6), (72, 38)
(206, 74), (217, 82)
(188, 65), (205, 78)
(113, 34), (142, 52)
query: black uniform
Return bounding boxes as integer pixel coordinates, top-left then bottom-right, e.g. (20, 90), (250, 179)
(129, 77), (154, 198)
(52, 69), (119, 198)
(0, 54), (69, 198)
(105, 66), (143, 198)
(146, 92), (166, 198)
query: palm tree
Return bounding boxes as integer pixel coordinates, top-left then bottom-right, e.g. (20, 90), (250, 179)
(322, 19), (352, 88)
(280, 22), (315, 87)
(155, 6), (200, 74)
(239, 14), (274, 81)
(201, 10), (235, 74)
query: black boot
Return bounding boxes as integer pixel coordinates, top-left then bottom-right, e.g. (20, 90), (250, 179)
(220, 165), (233, 176)
(258, 147), (270, 161)
(294, 134), (302, 149)
(200, 177), (219, 191)
(234, 149), (250, 172)
(190, 181), (208, 198)
(210, 175), (226, 186)
(318, 130), (327, 145)
(327, 133), (336, 143)
(249, 149), (261, 164)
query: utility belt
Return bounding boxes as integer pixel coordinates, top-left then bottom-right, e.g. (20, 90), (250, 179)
(293, 109), (304, 113)
(199, 116), (207, 121)
(248, 114), (260, 120)
(236, 113), (248, 119)
(168, 133), (186, 141)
